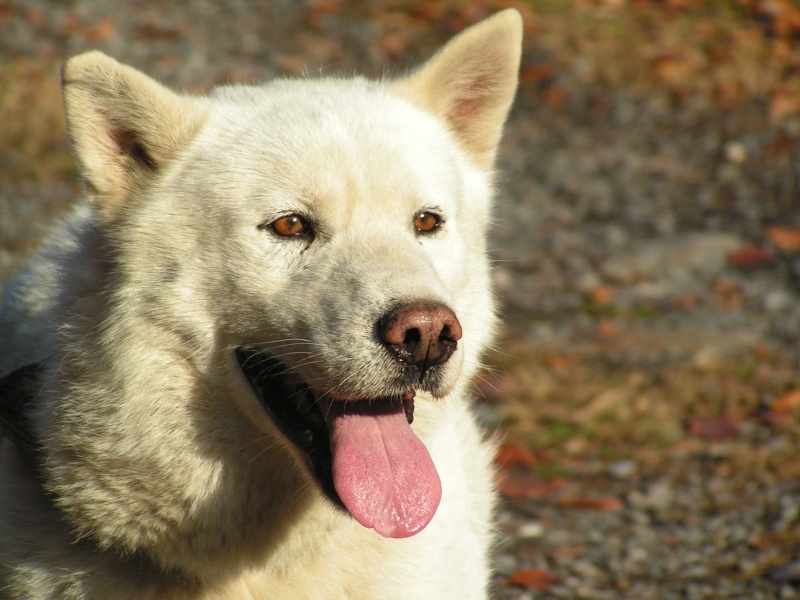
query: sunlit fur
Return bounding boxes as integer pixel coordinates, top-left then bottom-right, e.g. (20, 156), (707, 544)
(0, 10), (521, 599)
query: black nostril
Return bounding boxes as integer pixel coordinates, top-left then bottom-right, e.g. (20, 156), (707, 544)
(403, 329), (421, 345)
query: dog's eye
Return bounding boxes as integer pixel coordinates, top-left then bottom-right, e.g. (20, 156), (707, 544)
(413, 211), (441, 234)
(270, 215), (310, 237)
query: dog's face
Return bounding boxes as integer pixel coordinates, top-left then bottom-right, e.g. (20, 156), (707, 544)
(179, 80), (491, 397)
(52, 10), (521, 561)
(129, 81), (498, 537)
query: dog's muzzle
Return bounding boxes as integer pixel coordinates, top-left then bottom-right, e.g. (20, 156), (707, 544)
(237, 299), (462, 538)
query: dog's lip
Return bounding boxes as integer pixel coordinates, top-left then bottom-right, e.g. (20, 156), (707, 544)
(235, 347), (339, 505)
(234, 347), (416, 507)
(235, 347), (442, 538)
(316, 390), (417, 425)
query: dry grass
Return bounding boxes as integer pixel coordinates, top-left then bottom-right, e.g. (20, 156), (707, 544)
(480, 326), (800, 483)
(0, 57), (75, 184)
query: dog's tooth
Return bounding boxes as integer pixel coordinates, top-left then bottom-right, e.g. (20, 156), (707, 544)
(403, 395), (415, 425)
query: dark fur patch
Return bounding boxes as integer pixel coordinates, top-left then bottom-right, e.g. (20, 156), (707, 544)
(112, 127), (157, 171)
(0, 363), (43, 456)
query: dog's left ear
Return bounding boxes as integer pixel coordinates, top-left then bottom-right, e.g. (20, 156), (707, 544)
(394, 9), (523, 169)
(62, 51), (208, 224)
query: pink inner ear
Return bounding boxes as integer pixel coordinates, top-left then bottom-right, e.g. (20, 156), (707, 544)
(450, 74), (494, 120)
(452, 97), (480, 119)
(110, 126), (156, 170)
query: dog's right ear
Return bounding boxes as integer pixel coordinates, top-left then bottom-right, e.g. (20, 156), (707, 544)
(62, 51), (207, 223)
(393, 9), (522, 170)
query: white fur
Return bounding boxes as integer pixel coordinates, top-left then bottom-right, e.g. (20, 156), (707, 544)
(0, 10), (521, 599)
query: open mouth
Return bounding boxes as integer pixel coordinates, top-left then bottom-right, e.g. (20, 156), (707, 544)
(235, 347), (442, 539)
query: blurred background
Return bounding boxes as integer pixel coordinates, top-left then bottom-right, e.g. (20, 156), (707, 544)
(1, 1), (800, 598)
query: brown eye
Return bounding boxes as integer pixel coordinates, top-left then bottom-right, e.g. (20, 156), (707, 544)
(413, 211), (441, 234)
(270, 215), (309, 237)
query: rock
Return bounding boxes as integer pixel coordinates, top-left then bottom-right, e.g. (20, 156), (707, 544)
(769, 560), (800, 583)
(602, 233), (742, 283)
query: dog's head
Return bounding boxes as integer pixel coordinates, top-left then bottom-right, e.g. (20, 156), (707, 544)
(51, 9), (521, 571)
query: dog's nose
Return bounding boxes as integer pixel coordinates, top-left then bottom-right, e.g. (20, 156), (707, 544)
(379, 302), (462, 379)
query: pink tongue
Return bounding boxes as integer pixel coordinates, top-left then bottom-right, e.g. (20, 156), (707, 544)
(326, 401), (441, 538)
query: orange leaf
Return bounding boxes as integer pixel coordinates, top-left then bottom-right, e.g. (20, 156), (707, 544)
(378, 32), (410, 59)
(672, 294), (698, 310)
(726, 244), (773, 269)
(308, 0), (341, 13)
(26, 8), (46, 26)
(652, 54), (694, 84)
(546, 354), (572, 371)
(764, 137), (795, 157)
(557, 496), (624, 511)
(499, 475), (565, 500)
(409, 4), (445, 21)
(766, 226), (800, 252)
(59, 13), (79, 36)
(770, 89), (800, 121)
(687, 416), (742, 439)
(495, 442), (537, 468)
(588, 285), (617, 305)
(82, 17), (116, 43)
(712, 278), (739, 295)
(520, 62), (555, 83)
(596, 319), (618, 337)
(551, 545), (587, 558)
(761, 410), (794, 428)
(773, 389), (800, 413)
(544, 85), (566, 108)
(507, 569), (559, 590)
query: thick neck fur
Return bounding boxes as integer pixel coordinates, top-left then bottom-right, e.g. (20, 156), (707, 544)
(32, 217), (334, 585)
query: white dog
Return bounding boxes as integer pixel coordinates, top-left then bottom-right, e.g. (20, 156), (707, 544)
(0, 10), (521, 599)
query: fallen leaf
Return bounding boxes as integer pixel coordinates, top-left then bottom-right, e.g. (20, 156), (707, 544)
(408, 4), (445, 21)
(712, 278), (740, 295)
(544, 84), (566, 107)
(764, 136), (795, 157)
(546, 354), (572, 371)
(687, 416), (742, 439)
(765, 2), (800, 37)
(58, 13), (79, 36)
(550, 545), (587, 558)
(377, 31), (410, 59)
(81, 17), (116, 43)
(716, 79), (743, 110)
(770, 88), (800, 121)
(26, 8), (46, 26)
(277, 55), (306, 74)
(475, 372), (517, 401)
(495, 442), (538, 468)
(557, 496), (624, 511)
(761, 410), (794, 428)
(596, 319), (618, 337)
(664, 0), (703, 13)
(726, 244), (773, 269)
(507, 569), (559, 590)
(652, 53), (695, 85)
(520, 62), (555, 83)
(588, 285), (617, 305)
(766, 226), (800, 252)
(499, 475), (565, 500)
(772, 388), (800, 413)
(296, 33), (343, 63)
(671, 294), (698, 310)
(307, 0), (341, 14)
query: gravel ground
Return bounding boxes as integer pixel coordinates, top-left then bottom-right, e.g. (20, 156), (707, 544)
(1, 1), (799, 598)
